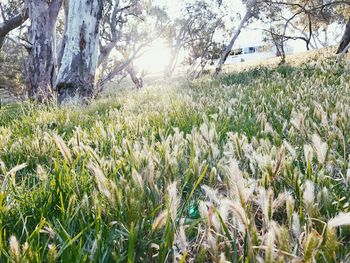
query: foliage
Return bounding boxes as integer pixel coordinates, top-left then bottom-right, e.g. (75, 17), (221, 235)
(0, 40), (25, 95)
(164, 0), (226, 78)
(97, 0), (169, 88)
(0, 50), (350, 262)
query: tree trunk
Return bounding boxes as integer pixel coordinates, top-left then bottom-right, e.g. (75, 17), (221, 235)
(55, 0), (103, 104)
(0, 8), (28, 50)
(25, 0), (62, 102)
(97, 3), (120, 67)
(165, 47), (182, 79)
(324, 29), (328, 47)
(212, 8), (254, 78)
(127, 63), (143, 89)
(97, 57), (137, 93)
(337, 17), (350, 54)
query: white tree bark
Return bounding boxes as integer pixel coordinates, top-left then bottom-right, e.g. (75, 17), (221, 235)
(55, 0), (103, 104)
(57, 0), (69, 69)
(25, 0), (62, 101)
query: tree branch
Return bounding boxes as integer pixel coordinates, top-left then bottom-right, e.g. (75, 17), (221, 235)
(0, 7), (28, 50)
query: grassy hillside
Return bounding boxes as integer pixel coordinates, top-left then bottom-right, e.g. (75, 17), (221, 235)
(0, 51), (350, 262)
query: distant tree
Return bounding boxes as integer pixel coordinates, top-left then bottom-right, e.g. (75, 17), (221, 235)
(165, 0), (225, 79)
(261, 1), (314, 60)
(0, 1), (28, 99)
(265, 26), (285, 56)
(55, 0), (103, 104)
(164, 18), (189, 78)
(213, 0), (258, 78)
(184, 1), (225, 79)
(97, 0), (139, 68)
(96, 1), (169, 90)
(0, 40), (25, 96)
(261, 0), (350, 54)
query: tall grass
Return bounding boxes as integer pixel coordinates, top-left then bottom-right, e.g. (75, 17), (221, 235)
(0, 50), (350, 262)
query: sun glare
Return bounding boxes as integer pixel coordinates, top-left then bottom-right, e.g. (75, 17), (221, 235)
(135, 39), (172, 74)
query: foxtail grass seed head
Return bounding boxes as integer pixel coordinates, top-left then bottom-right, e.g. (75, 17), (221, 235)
(304, 144), (313, 165)
(283, 140), (296, 158)
(303, 230), (322, 262)
(201, 185), (220, 204)
(265, 227), (276, 263)
(88, 163), (113, 202)
(207, 232), (218, 255)
(303, 180), (315, 207)
(317, 187), (330, 208)
(219, 253), (228, 263)
(9, 235), (20, 261)
(167, 181), (179, 224)
(7, 163), (27, 176)
(346, 169), (350, 186)
(292, 212), (301, 238)
(36, 164), (48, 181)
(1, 49), (350, 261)
(22, 242), (29, 254)
(312, 134), (328, 164)
(152, 210), (167, 231)
(286, 194), (295, 224)
(328, 212), (350, 228)
(52, 134), (72, 164)
(220, 199), (248, 231)
(47, 244), (57, 263)
(199, 201), (209, 220)
(175, 218), (188, 253)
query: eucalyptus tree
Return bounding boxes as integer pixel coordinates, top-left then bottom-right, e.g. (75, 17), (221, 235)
(98, 0), (139, 68)
(25, 0), (62, 102)
(97, 1), (169, 90)
(260, 0), (350, 54)
(164, 18), (190, 78)
(184, 1), (225, 79)
(213, 0), (258, 78)
(266, 0), (347, 51)
(55, 0), (103, 104)
(165, 0), (226, 79)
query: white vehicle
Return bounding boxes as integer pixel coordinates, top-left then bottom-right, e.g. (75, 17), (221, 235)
(224, 41), (293, 64)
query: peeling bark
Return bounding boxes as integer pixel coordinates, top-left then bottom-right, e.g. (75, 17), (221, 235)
(25, 0), (62, 102)
(55, 0), (103, 104)
(57, 0), (69, 69)
(337, 17), (350, 54)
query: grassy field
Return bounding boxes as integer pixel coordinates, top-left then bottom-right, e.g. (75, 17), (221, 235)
(1, 50), (350, 262)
